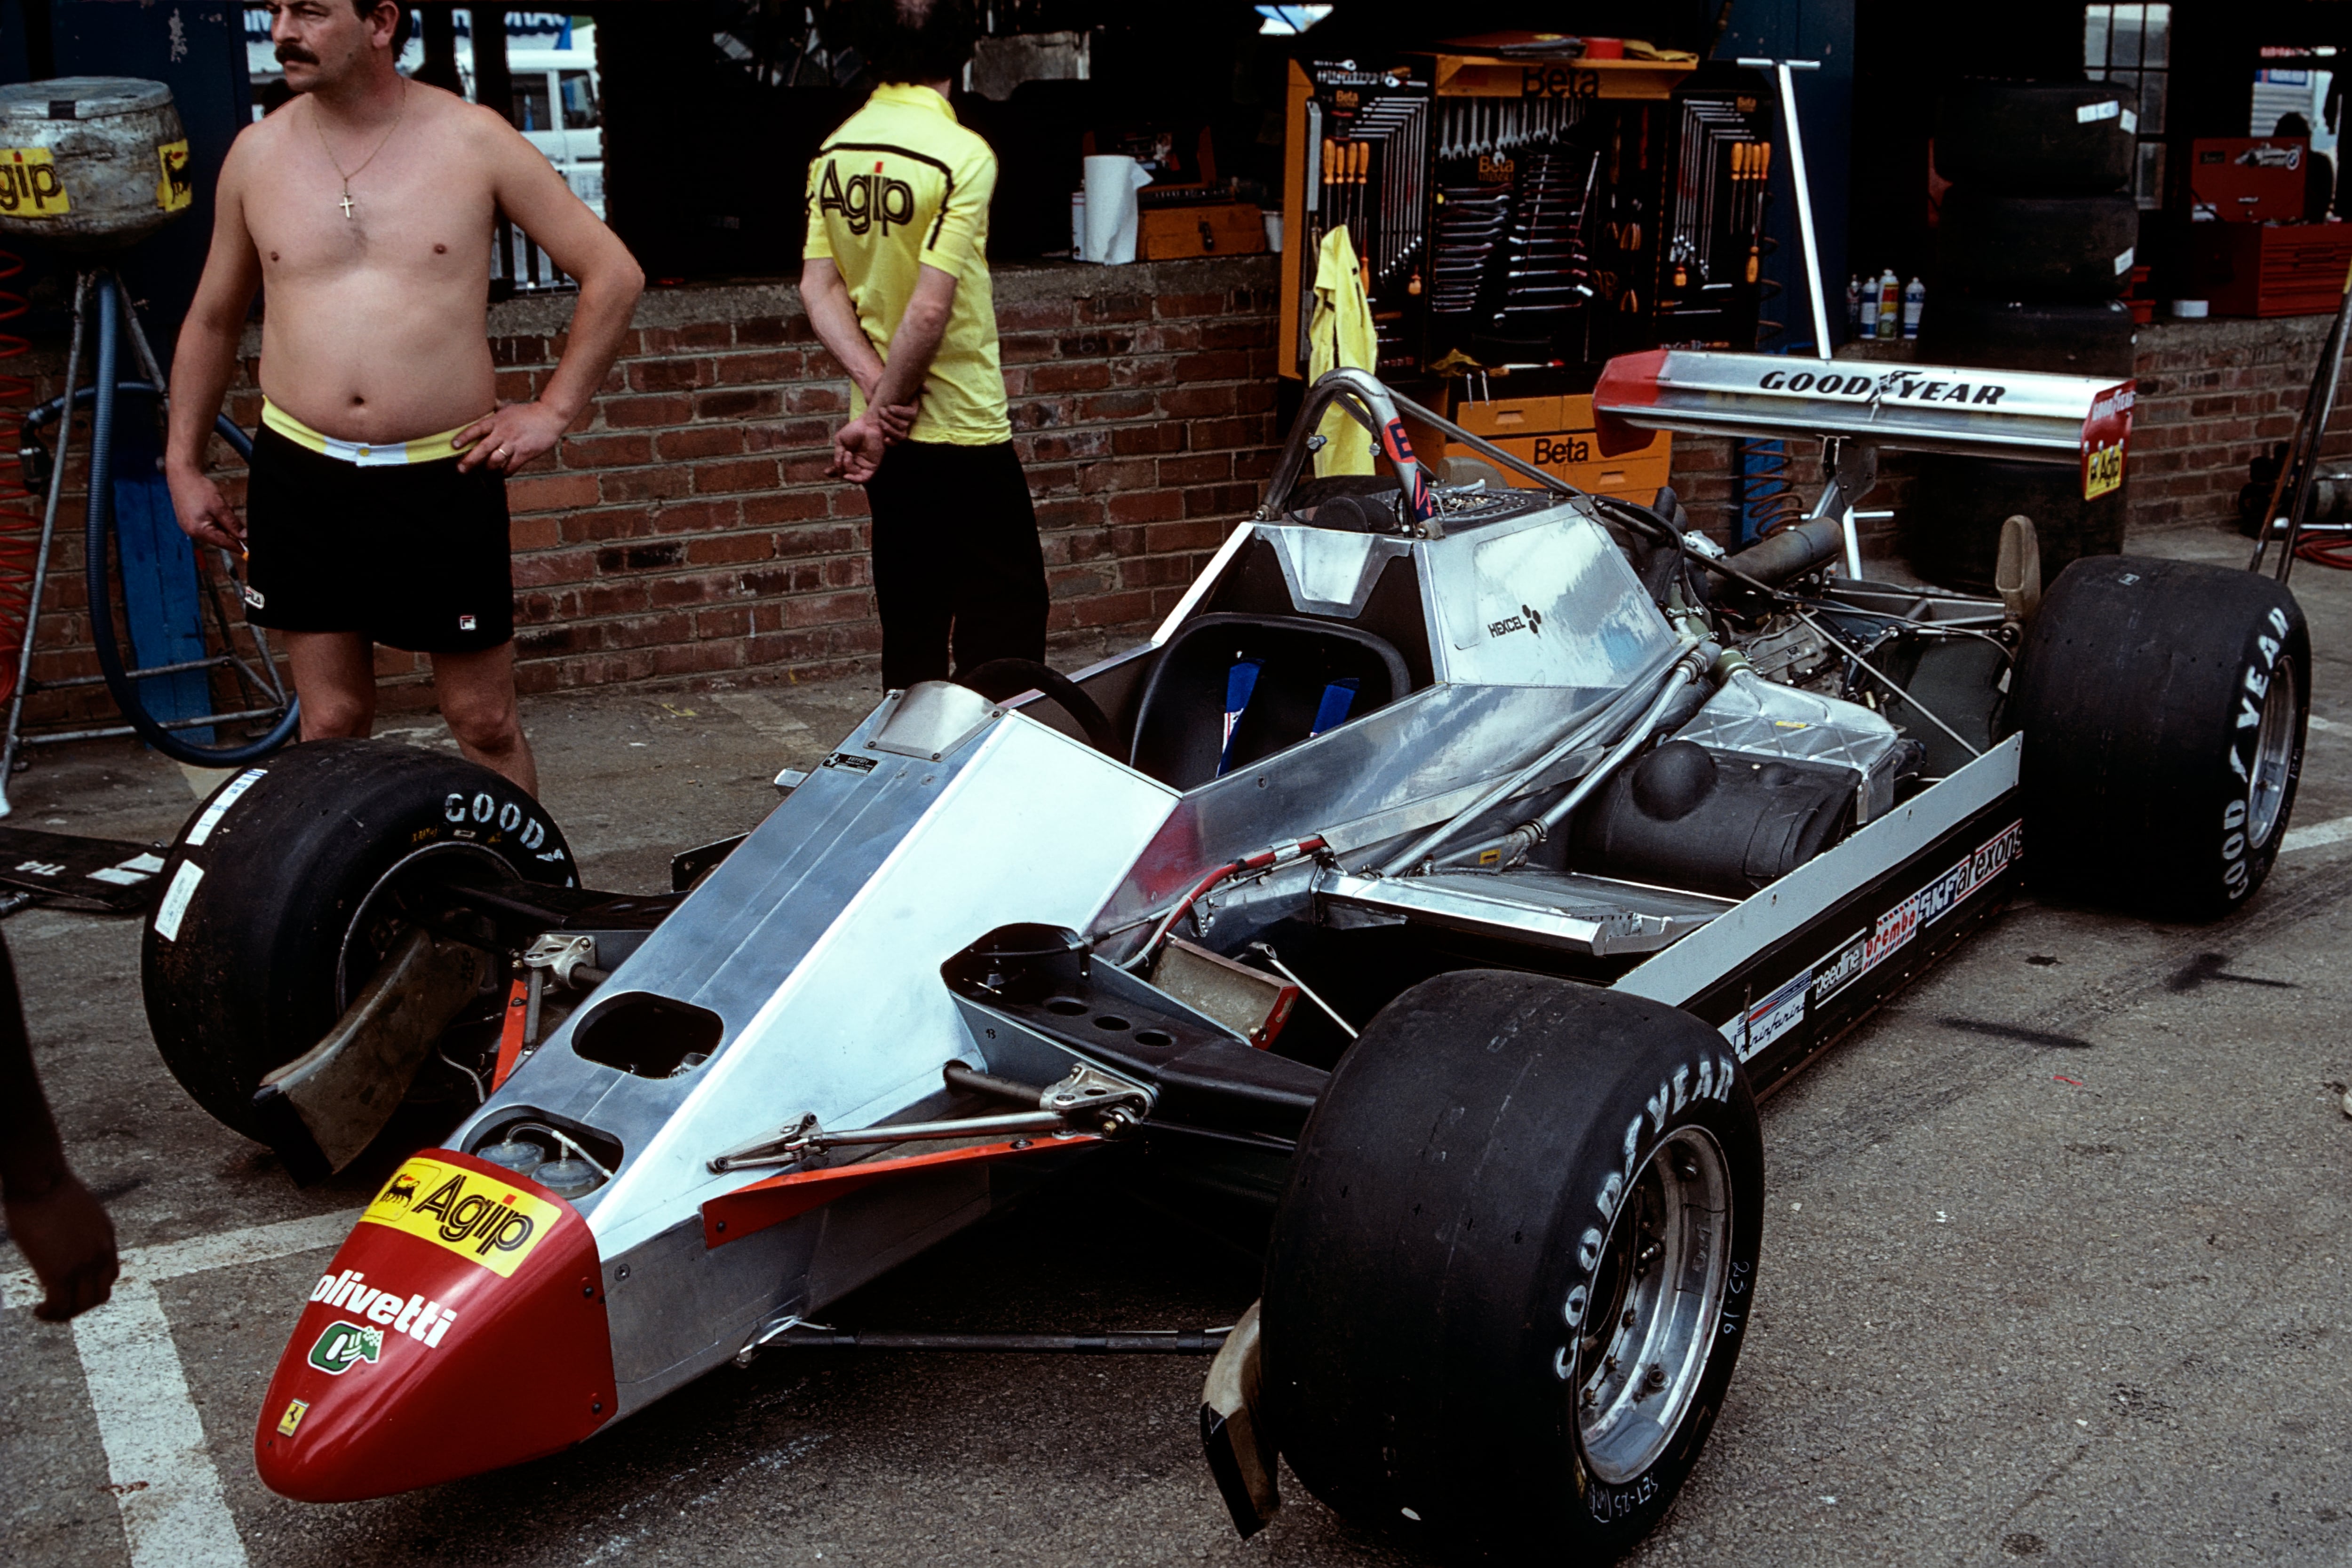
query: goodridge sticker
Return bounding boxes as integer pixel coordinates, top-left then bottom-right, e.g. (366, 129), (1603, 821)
(357, 1157), (561, 1278)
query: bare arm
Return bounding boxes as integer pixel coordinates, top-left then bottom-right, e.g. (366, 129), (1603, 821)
(457, 107), (645, 473)
(868, 264), (958, 413)
(829, 265), (958, 483)
(164, 131), (265, 549)
(799, 256), (886, 401)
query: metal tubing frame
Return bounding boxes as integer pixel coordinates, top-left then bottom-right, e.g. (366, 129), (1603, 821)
(0, 272), (90, 809)
(0, 267), (296, 796)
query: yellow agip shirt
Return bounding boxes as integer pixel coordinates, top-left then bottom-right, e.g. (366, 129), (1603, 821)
(802, 82), (1011, 445)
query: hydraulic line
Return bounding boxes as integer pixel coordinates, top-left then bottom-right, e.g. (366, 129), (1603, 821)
(1439, 642), (1714, 871)
(1378, 637), (1692, 877)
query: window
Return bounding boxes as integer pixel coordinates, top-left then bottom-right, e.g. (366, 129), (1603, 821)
(559, 69), (600, 131)
(511, 73), (553, 133)
(2085, 3), (2171, 209)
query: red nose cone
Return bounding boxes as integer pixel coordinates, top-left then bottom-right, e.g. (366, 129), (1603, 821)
(254, 1150), (618, 1502)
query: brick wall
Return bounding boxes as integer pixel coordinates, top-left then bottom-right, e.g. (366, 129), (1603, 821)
(13, 269), (2344, 732)
(16, 255), (1282, 727)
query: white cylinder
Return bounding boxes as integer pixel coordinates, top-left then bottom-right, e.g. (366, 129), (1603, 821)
(1081, 154), (1148, 265)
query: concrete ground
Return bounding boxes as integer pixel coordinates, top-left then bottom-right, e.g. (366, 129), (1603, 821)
(4, 522), (2351, 1568)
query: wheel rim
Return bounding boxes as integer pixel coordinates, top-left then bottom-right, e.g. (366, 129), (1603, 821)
(2246, 657), (2298, 852)
(335, 842), (514, 1009)
(1571, 1126), (1732, 1485)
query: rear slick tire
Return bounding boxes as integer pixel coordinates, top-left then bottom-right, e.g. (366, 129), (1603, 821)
(2010, 556), (2309, 919)
(1263, 972), (1764, 1561)
(142, 739), (577, 1139)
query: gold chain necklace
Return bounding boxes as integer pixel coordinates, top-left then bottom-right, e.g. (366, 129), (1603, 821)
(313, 81), (407, 220)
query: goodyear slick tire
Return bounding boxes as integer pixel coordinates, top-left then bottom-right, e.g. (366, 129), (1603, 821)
(1935, 80), (2138, 195)
(142, 739), (576, 1140)
(2010, 556), (2309, 919)
(1916, 295), (2138, 378)
(1263, 972), (1764, 1561)
(1901, 454), (2126, 594)
(1937, 190), (2140, 301)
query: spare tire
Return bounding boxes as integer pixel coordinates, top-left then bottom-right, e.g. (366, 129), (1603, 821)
(1936, 80), (2138, 195)
(1901, 454), (2126, 593)
(143, 740), (576, 1140)
(1264, 971), (1763, 1560)
(1938, 190), (2140, 300)
(1916, 295), (2138, 378)
(2010, 556), (2308, 919)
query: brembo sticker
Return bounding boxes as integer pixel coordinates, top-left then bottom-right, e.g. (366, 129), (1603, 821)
(1812, 820), (2023, 1010)
(357, 1157), (560, 1278)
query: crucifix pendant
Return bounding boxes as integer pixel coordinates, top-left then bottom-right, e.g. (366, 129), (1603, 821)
(339, 192), (355, 219)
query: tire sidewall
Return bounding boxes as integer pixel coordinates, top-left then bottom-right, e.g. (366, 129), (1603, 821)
(2211, 602), (2307, 912)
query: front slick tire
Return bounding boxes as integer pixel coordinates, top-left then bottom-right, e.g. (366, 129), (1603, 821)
(1263, 972), (1763, 1562)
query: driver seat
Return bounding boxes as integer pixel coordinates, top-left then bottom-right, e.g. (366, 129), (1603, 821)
(1128, 613), (1413, 790)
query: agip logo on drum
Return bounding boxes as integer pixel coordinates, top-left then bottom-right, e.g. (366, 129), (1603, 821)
(0, 147), (68, 216)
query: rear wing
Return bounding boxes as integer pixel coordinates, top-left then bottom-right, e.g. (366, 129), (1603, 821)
(1592, 348), (2132, 499)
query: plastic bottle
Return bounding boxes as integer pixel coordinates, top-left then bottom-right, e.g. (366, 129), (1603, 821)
(1901, 277), (1925, 339)
(1877, 269), (1900, 340)
(1857, 272), (1877, 338)
(1846, 275), (1863, 331)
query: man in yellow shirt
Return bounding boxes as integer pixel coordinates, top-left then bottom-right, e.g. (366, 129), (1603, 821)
(801, 0), (1048, 689)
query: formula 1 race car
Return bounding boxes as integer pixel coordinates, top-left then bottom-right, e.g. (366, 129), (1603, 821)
(143, 358), (2306, 1562)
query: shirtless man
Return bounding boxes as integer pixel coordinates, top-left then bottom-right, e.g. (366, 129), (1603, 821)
(165, 0), (643, 793)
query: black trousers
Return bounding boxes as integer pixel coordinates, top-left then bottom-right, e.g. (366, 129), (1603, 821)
(865, 438), (1049, 689)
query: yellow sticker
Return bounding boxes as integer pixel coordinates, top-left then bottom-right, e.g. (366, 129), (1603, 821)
(358, 1157), (562, 1279)
(277, 1398), (309, 1437)
(0, 147), (69, 216)
(2083, 440), (2124, 501)
(155, 139), (191, 212)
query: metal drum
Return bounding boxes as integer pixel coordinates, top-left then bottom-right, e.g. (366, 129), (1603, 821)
(0, 78), (191, 252)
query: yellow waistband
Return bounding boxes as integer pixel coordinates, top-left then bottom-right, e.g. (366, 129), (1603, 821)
(261, 399), (478, 467)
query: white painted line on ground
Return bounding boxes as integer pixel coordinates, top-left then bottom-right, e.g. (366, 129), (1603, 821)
(2283, 813), (2352, 855)
(2307, 714), (2346, 736)
(74, 1278), (252, 1568)
(4, 1209), (360, 1568)
(713, 691), (813, 747)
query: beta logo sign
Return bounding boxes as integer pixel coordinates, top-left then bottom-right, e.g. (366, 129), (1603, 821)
(307, 1322), (384, 1376)
(359, 1157), (561, 1278)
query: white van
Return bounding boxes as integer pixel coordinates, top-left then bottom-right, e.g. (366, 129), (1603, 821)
(502, 37), (604, 215)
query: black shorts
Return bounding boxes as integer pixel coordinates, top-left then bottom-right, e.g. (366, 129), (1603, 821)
(243, 425), (515, 654)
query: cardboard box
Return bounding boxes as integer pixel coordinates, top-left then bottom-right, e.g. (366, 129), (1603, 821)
(1404, 392), (1673, 499)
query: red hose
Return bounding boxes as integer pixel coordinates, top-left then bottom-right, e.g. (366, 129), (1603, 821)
(0, 249), (38, 705)
(2295, 533), (2352, 571)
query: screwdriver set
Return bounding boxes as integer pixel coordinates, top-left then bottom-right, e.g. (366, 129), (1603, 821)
(1280, 50), (1776, 389)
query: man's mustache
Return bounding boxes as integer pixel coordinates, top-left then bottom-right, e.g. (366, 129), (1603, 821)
(275, 42), (318, 65)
